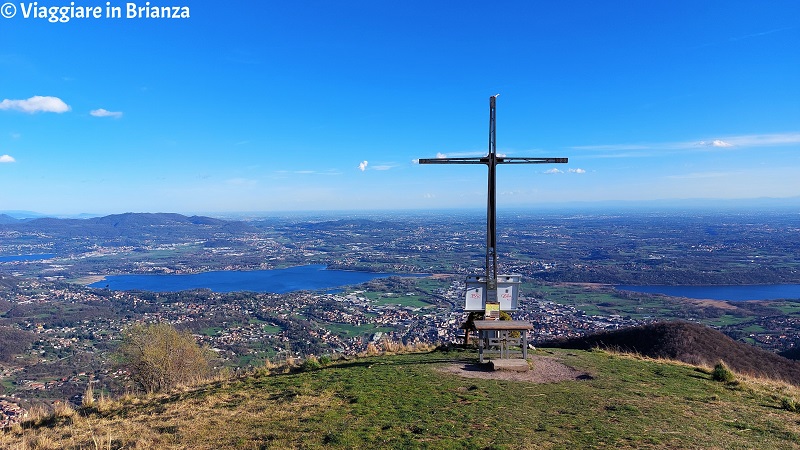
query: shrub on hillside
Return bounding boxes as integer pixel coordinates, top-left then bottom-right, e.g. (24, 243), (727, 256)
(712, 361), (736, 383)
(781, 397), (798, 412)
(301, 356), (322, 371)
(118, 323), (213, 393)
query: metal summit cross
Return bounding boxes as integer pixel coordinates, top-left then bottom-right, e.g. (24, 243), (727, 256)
(419, 95), (568, 312)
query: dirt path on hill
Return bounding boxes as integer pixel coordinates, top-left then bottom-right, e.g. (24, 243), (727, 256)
(437, 355), (592, 383)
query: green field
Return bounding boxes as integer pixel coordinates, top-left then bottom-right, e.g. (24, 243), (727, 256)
(361, 291), (433, 308)
(261, 324), (283, 334)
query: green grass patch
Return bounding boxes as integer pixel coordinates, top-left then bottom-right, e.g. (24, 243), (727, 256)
(740, 324), (766, 333)
(707, 314), (752, 327)
(199, 326), (222, 337)
(370, 293), (432, 308)
(14, 349), (800, 449)
(262, 324), (282, 334)
(766, 300), (800, 315)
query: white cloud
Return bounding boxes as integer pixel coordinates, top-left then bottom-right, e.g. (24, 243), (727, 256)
(0, 96), (70, 113)
(358, 161), (368, 171)
(0, 154), (15, 163)
(698, 139), (733, 148)
(90, 108), (123, 118)
(568, 168), (586, 174)
(436, 152), (447, 159)
(372, 164), (393, 171)
(712, 139), (733, 148)
(545, 168), (563, 174)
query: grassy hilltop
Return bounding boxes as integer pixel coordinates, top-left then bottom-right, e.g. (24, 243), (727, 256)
(5, 336), (800, 449)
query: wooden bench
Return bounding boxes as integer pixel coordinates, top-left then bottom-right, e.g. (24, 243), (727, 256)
(473, 320), (533, 364)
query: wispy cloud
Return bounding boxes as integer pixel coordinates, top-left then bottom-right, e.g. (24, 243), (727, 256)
(90, 108), (123, 118)
(0, 96), (70, 114)
(226, 178), (258, 187)
(371, 164), (394, 171)
(0, 154), (15, 163)
(665, 171), (739, 180)
(442, 150), (489, 158)
(730, 27), (793, 42)
(273, 169), (342, 178)
(298, 169), (341, 176)
(718, 133), (800, 147)
(572, 132), (800, 158)
(547, 167), (586, 174)
(692, 27), (793, 50)
(358, 161), (368, 171)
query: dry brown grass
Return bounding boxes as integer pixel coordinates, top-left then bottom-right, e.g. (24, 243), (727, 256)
(362, 342), (380, 357)
(0, 344), (442, 449)
(94, 392), (115, 414)
(82, 383), (95, 409)
(2, 383), (344, 449)
(362, 338), (437, 357)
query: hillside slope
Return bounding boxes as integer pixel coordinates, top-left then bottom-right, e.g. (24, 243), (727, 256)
(4, 349), (800, 449)
(542, 321), (800, 385)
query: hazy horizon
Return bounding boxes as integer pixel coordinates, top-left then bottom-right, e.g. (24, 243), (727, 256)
(3, 195), (800, 219)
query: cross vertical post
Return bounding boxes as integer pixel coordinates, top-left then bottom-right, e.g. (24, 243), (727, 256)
(487, 95), (498, 293)
(419, 95), (568, 312)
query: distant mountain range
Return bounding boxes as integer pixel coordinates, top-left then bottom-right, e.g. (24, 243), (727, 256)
(0, 212), (259, 240)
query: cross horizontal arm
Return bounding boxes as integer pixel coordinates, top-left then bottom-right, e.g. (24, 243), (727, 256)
(497, 157), (568, 164)
(418, 157), (568, 165)
(418, 158), (485, 165)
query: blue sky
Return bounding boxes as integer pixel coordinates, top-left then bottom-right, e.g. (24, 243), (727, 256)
(1, 0), (798, 215)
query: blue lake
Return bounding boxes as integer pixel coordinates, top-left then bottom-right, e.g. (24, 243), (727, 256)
(616, 284), (800, 301)
(0, 254), (55, 262)
(89, 264), (428, 293)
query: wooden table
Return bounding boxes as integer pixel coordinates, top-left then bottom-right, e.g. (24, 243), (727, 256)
(473, 320), (533, 363)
